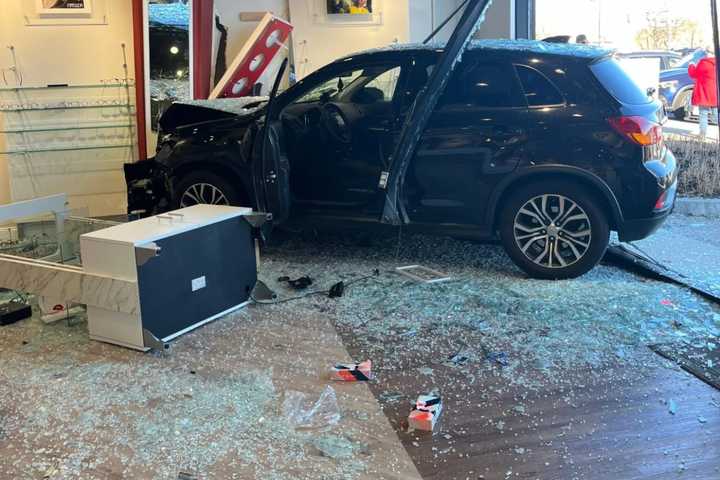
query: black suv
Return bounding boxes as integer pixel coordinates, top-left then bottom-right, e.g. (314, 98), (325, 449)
(126, 39), (678, 279)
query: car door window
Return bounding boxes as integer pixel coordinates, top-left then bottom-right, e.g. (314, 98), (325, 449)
(362, 66), (402, 102)
(294, 69), (364, 104)
(440, 61), (525, 108)
(515, 65), (565, 107)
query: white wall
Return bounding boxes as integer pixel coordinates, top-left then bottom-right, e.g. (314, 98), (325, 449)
(477, 0), (515, 39)
(0, 0), (136, 215)
(288, 0), (410, 79)
(410, 0), (515, 43)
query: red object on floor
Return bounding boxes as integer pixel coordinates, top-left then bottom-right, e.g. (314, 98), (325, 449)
(210, 13), (293, 98)
(330, 360), (373, 381)
(408, 395), (443, 431)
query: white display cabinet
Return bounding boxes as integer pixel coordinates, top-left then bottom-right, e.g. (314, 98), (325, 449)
(80, 204), (263, 351)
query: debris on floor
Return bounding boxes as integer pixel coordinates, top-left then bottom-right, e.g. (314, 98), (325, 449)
(2, 223), (720, 479)
(408, 394), (443, 432)
(395, 265), (452, 284)
(278, 275), (313, 290)
(282, 385), (341, 430)
(331, 360), (373, 382)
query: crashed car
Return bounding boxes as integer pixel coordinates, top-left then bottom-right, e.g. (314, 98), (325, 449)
(126, 38), (678, 279)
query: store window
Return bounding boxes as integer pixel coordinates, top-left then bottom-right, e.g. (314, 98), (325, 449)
(147, 0), (191, 131)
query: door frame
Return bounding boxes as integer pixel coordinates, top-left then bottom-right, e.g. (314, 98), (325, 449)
(131, 0), (214, 160)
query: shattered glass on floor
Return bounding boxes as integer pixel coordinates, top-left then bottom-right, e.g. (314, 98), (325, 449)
(2, 214), (719, 479)
(260, 225), (720, 389)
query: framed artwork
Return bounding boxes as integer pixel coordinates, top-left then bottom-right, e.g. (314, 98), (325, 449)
(327, 0), (372, 15)
(312, 0), (382, 26)
(36, 0), (93, 16)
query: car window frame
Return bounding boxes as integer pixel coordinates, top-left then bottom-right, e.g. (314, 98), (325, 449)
(513, 63), (567, 109)
(436, 58), (527, 112)
(278, 58), (410, 112)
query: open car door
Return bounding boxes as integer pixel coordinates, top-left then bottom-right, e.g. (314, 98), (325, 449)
(253, 59), (291, 224)
(379, 0), (494, 225)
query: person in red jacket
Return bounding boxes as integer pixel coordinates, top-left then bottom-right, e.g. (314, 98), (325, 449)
(688, 52), (718, 138)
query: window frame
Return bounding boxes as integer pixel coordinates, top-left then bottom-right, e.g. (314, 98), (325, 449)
(437, 59), (528, 112)
(513, 63), (567, 109)
(280, 59), (409, 110)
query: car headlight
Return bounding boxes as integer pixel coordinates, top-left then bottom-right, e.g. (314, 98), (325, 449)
(659, 80), (678, 89)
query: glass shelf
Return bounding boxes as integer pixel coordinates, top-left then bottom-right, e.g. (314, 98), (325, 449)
(0, 122), (134, 133)
(0, 103), (134, 112)
(0, 82), (134, 92)
(1, 143), (134, 155)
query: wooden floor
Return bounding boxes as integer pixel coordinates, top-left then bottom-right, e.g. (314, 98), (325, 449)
(339, 329), (720, 480)
(1, 304), (718, 479)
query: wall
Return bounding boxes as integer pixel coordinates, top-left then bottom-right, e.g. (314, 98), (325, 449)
(288, 0), (410, 79)
(410, 0), (516, 44)
(0, 0), (136, 215)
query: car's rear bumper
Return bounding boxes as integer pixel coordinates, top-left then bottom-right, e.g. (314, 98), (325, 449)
(617, 142), (678, 242)
(617, 178), (677, 242)
(618, 210), (671, 242)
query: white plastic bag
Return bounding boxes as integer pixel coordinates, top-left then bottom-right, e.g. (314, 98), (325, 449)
(282, 386), (341, 430)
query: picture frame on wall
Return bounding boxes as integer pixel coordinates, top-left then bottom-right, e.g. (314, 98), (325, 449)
(36, 0), (93, 16)
(314, 0), (382, 26)
(327, 0), (372, 15)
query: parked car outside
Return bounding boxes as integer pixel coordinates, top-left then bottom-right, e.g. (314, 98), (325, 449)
(125, 40), (678, 279)
(660, 48), (708, 120)
(617, 50), (681, 71)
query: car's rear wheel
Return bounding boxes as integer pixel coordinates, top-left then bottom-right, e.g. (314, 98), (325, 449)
(173, 171), (243, 208)
(499, 182), (610, 279)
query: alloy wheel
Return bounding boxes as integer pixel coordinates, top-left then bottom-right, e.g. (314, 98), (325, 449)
(179, 183), (229, 207)
(512, 194), (593, 269)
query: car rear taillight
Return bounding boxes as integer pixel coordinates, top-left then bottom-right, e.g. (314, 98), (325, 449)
(654, 191), (668, 210)
(608, 116), (663, 146)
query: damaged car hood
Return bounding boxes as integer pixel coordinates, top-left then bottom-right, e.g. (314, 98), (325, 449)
(159, 96), (268, 132)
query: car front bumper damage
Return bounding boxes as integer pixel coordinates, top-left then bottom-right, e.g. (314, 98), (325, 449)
(124, 159), (172, 218)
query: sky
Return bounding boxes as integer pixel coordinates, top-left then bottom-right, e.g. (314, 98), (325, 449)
(536, 0), (715, 51)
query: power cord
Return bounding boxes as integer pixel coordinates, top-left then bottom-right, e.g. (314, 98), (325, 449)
(252, 269), (381, 305)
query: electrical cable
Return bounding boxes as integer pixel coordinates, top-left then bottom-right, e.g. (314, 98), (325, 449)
(251, 270), (381, 306)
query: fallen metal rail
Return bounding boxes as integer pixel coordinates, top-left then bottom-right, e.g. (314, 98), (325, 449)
(605, 244), (720, 306)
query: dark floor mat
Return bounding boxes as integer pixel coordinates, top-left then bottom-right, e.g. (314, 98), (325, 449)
(650, 340), (720, 390)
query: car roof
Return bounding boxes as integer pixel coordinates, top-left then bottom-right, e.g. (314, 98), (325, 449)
(337, 38), (613, 64)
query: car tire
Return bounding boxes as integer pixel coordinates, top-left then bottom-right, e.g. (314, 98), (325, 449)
(498, 181), (610, 280)
(673, 90), (692, 121)
(173, 171), (245, 209)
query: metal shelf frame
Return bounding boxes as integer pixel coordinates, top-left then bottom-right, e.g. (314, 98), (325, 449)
(0, 82), (134, 92)
(1, 143), (134, 155)
(1, 122), (134, 133)
(0, 104), (135, 112)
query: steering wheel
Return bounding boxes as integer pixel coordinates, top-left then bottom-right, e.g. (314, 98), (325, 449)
(320, 103), (352, 144)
